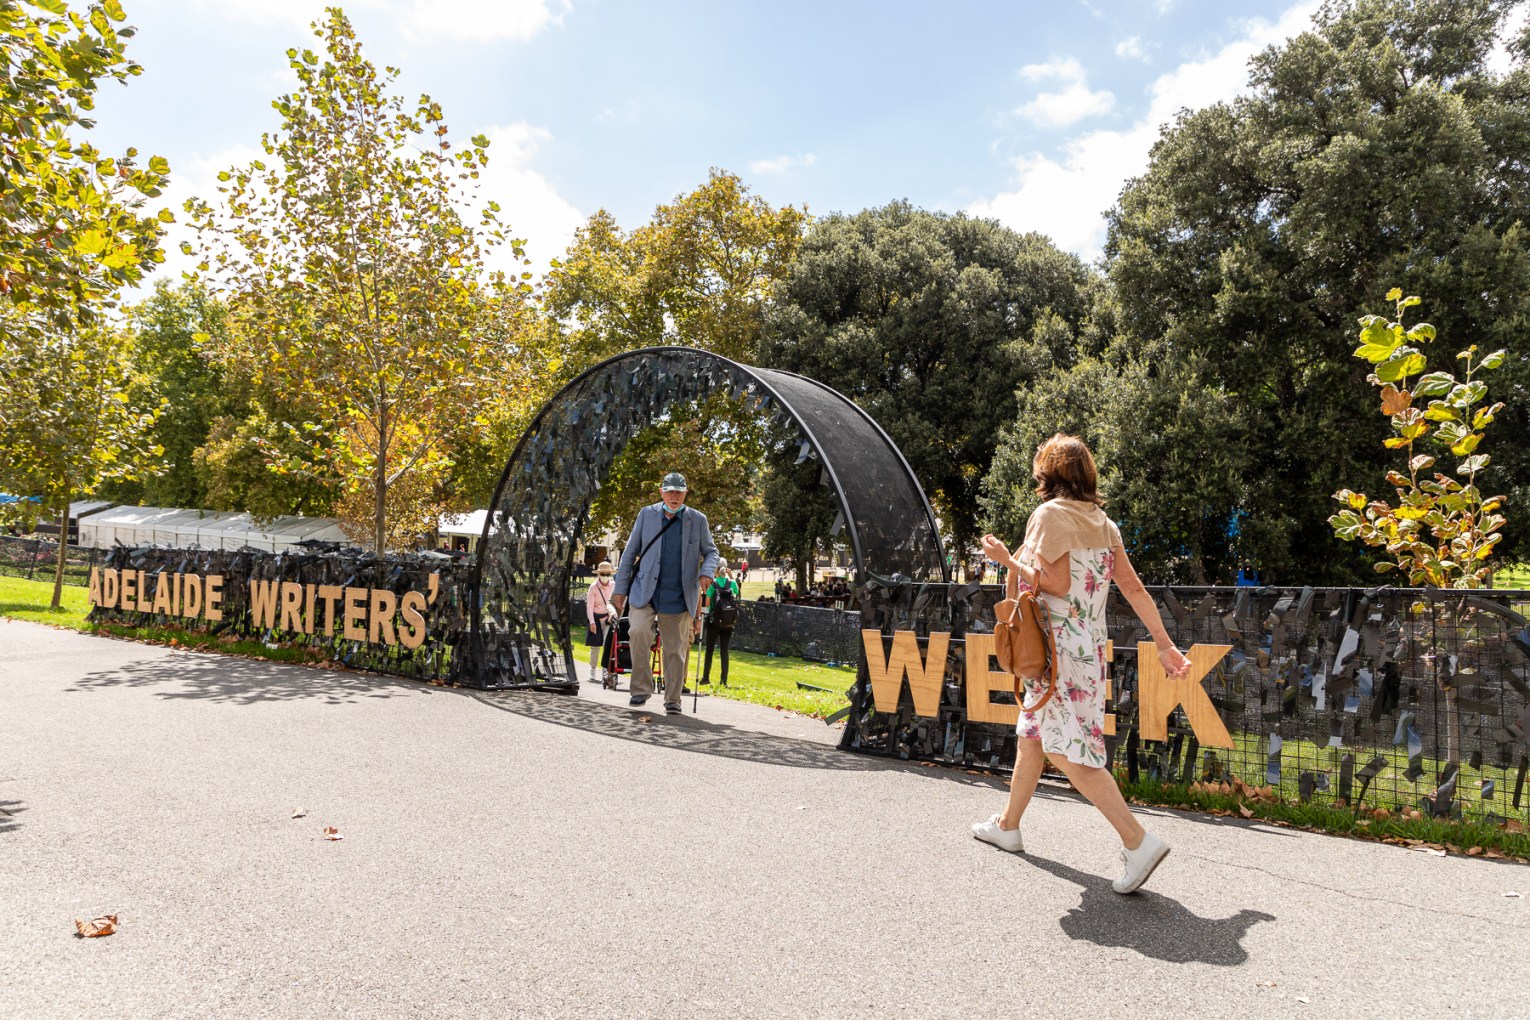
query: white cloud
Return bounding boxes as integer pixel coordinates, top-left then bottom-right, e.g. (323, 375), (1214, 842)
(406, 0), (571, 42)
(971, 2), (1320, 260)
(749, 153), (816, 175)
(192, 0), (571, 42)
(469, 122), (585, 280)
(1115, 36), (1147, 61)
(1015, 57), (1115, 127)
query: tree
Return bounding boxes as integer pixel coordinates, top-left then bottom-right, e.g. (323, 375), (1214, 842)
(1101, 0), (1530, 581)
(759, 451), (838, 592)
(758, 202), (1092, 565)
(184, 9), (527, 552)
(94, 280), (232, 507)
(0, 0), (171, 326)
(542, 169), (807, 544)
(544, 168), (807, 365)
(0, 316), (161, 607)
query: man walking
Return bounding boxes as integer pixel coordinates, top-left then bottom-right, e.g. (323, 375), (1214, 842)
(612, 472), (719, 715)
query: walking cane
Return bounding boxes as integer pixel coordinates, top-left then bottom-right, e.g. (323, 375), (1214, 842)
(690, 608), (704, 714)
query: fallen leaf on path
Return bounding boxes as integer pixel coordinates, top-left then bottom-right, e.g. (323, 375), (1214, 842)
(1237, 804), (1253, 818)
(1295, 995), (1310, 1004)
(323, 826), (343, 841)
(74, 915), (117, 938)
(292, 808), (308, 819)
(1503, 819), (1526, 833)
(638, 715), (652, 723)
(1467, 846), (1483, 856)
(1505, 891), (1523, 898)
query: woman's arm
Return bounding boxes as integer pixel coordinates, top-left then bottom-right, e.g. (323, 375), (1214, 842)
(981, 533), (1069, 597)
(1112, 544), (1190, 677)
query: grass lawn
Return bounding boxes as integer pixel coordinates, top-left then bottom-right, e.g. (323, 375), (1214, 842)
(688, 647), (855, 718)
(1493, 563), (1530, 588)
(0, 576), (92, 631)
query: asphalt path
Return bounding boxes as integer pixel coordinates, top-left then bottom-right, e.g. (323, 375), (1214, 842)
(2, 620), (1526, 1019)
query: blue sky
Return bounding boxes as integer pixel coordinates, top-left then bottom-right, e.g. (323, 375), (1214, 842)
(84, 1), (1387, 281)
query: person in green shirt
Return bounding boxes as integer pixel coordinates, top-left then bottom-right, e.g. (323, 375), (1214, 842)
(700, 562), (741, 688)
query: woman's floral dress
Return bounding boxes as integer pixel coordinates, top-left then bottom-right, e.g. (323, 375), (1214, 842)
(1016, 545), (1116, 767)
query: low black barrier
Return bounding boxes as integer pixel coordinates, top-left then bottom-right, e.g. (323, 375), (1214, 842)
(848, 582), (1530, 824)
(88, 545), (474, 681)
(571, 596), (862, 665)
(0, 535), (103, 585)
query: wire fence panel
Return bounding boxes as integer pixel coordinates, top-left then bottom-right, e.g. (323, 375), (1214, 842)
(572, 596), (863, 664)
(845, 583), (1530, 825)
(0, 536), (103, 585)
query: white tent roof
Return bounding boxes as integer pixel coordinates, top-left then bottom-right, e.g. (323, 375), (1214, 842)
(438, 509), (490, 539)
(77, 506), (351, 552)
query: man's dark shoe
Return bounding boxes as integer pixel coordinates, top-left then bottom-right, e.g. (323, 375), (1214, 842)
(665, 703), (681, 716)
(629, 694), (649, 707)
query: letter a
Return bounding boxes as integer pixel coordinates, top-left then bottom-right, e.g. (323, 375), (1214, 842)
(861, 629), (949, 717)
(1138, 642), (1234, 748)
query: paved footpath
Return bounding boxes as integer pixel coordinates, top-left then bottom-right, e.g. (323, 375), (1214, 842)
(3, 620), (1526, 1019)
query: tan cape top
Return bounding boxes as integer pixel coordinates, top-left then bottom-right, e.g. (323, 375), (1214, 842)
(1022, 498), (1122, 565)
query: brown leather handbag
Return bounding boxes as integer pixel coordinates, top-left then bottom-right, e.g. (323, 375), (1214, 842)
(993, 590), (1060, 712)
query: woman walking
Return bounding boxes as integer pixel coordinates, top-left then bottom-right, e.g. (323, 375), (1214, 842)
(585, 561), (617, 685)
(972, 434), (1191, 894)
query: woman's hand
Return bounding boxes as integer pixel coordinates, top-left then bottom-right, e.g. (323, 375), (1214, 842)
(588, 623), (596, 633)
(980, 533), (1014, 567)
(1158, 644), (1191, 678)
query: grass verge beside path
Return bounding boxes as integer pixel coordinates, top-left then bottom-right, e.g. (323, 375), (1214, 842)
(0, 576), (92, 630)
(688, 647), (854, 718)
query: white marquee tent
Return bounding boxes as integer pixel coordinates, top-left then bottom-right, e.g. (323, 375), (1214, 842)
(77, 506), (351, 553)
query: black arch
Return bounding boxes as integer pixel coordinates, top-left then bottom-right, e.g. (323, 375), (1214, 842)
(459, 347), (947, 689)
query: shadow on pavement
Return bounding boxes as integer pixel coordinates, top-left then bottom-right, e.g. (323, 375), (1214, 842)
(469, 688), (976, 775)
(0, 800), (24, 835)
(67, 652), (436, 706)
(1026, 854), (1275, 965)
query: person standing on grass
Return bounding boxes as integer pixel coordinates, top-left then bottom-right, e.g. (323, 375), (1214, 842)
(971, 433), (1191, 894)
(612, 472), (719, 716)
(700, 561), (740, 688)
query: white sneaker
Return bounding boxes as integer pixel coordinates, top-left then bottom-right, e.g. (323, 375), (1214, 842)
(1113, 831), (1170, 893)
(971, 813), (1024, 853)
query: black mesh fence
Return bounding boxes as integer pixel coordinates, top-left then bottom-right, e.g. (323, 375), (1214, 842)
(573, 596), (862, 664)
(89, 545), (475, 681)
(0, 535), (104, 586)
(846, 582), (1530, 825)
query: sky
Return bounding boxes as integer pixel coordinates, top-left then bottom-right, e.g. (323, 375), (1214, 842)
(78, 0), (1425, 284)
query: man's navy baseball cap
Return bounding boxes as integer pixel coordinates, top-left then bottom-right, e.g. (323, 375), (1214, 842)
(661, 472), (688, 491)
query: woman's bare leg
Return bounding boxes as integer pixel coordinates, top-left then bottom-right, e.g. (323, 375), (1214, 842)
(1047, 753), (1146, 849)
(997, 737), (1046, 830)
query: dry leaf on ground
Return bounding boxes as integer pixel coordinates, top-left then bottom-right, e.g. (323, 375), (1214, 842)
(74, 915), (117, 938)
(1238, 804), (1254, 818)
(322, 826), (343, 841)
(292, 808), (308, 819)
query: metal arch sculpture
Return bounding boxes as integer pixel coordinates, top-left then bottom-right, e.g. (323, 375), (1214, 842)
(460, 346), (948, 690)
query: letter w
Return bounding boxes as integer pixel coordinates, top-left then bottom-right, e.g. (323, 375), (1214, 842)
(250, 579), (281, 630)
(861, 629), (949, 717)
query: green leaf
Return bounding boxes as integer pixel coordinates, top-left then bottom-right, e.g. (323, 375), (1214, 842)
(1409, 454), (1436, 472)
(1480, 349), (1507, 370)
(1451, 433), (1481, 456)
(1413, 372), (1455, 397)
(1386, 287), (1403, 301)
(1375, 351), (1425, 382)
(1457, 453), (1489, 474)
(1423, 401), (1459, 422)
(1405, 322), (1436, 343)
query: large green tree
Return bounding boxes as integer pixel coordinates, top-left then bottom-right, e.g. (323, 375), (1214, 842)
(185, 8), (526, 552)
(0, 0), (170, 326)
(758, 202), (1093, 566)
(0, 316), (161, 606)
(542, 169), (808, 546)
(1091, 0), (1530, 582)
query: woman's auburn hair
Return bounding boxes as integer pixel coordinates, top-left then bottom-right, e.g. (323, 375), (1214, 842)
(1032, 433), (1103, 506)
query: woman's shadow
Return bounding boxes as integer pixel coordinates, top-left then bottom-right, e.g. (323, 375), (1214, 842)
(1024, 854), (1274, 965)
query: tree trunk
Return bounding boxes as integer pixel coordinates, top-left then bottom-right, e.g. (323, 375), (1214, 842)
(374, 462), (387, 555)
(375, 403), (387, 555)
(795, 541), (812, 593)
(51, 491), (69, 610)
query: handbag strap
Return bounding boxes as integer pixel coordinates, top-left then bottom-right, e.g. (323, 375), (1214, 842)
(631, 508), (682, 571)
